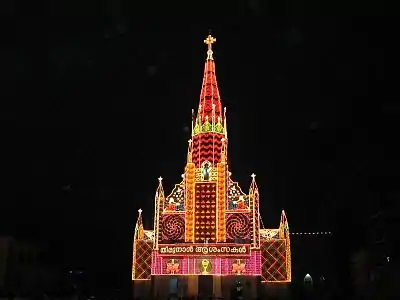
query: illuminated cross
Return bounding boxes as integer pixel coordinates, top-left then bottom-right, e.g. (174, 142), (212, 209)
(204, 34), (216, 60)
(158, 176), (163, 182)
(251, 173), (256, 179)
(138, 208), (142, 214)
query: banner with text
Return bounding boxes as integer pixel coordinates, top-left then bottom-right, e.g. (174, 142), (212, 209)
(157, 244), (251, 256)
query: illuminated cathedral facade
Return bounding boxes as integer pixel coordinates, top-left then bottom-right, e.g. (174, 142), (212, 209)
(132, 35), (291, 299)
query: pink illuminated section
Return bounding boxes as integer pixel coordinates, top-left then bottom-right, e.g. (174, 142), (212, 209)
(151, 249), (261, 275)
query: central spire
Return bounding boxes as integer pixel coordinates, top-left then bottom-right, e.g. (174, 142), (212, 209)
(190, 33), (226, 168)
(193, 33), (224, 134)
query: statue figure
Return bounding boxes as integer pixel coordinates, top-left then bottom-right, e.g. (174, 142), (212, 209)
(202, 161), (211, 180)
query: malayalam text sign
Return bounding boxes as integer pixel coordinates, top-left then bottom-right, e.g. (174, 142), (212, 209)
(158, 244), (251, 256)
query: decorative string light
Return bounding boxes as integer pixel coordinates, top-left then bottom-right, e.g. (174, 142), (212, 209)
(290, 232), (332, 235)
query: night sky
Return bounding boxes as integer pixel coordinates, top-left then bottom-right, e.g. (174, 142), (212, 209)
(1, 0), (392, 293)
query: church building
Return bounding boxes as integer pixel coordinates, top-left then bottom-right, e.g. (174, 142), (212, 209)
(132, 34), (291, 299)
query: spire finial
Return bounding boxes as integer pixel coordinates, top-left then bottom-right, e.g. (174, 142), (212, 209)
(204, 33), (216, 60)
(158, 176), (163, 182)
(138, 208), (142, 214)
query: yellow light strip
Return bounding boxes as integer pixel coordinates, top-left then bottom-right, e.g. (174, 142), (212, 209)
(185, 163), (195, 242)
(217, 161), (226, 242)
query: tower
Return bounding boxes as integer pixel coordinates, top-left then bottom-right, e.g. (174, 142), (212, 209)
(186, 34), (227, 244)
(132, 34), (291, 299)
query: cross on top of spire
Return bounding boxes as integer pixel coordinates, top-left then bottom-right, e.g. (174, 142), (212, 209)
(204, 34), (216, 60)
(138, 208), (142, 214)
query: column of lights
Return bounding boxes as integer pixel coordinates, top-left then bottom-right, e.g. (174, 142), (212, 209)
(249, 173), (260, 248)
(132, 240), (136, 280)
(255, 188), (261, 247)
(217, 159), (226, 242)
(185, 162), (195, 242)
(249, 180), (254, 245)
(286, 234), (292, 282)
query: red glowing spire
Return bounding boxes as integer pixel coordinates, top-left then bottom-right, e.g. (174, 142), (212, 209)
(191, 34), (226, 168)
(196, 34), (223, 126)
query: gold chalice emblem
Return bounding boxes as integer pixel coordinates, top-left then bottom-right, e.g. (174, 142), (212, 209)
(200, 259), (211, 274)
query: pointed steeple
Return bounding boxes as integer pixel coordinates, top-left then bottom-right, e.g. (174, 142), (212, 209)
(250, 173), (258, 191)
(195, 33), (223, 129)
(155, 176), (165, 209)
(279, 210), (290, 238)
(134, 208), (145, 240)
(153, 177), (165, 249)
(191, 33), (226, 168)
(249, 173), (261, 248)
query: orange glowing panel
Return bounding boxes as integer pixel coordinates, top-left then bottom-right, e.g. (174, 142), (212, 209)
(217, 162), (226, 242)
(185, 163), (195, 242)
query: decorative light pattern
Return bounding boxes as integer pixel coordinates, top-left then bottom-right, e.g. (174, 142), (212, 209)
(232, 259), (246, 275)
(194, 183), (217, 242)
(133, 34), (292, 287)
(199, 258), (212, 274)
(217, 161), (226, 242)
(227, 179), (249, 210)
(164, 181), (185, 211)
(195, 41), (223, 125)
(153, 178), (165, 249)
(151, 250), (261, 275)
(250, 177), (260, 248)
(260, 229), (279, 239)
(286, 233), (292, 282)
(161, 214), (185, 241)
(261, 240), (289, 282)
(226, 213), (251, 241)
(192, 133), (224, 168)
(133, 240), (152, 280)
(190, 37), (225, 168)
(166, 259), (180, 274)
(157, 244), (250, 256)
(185, 163), (195, 242)
(143, 230), (155, 241)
